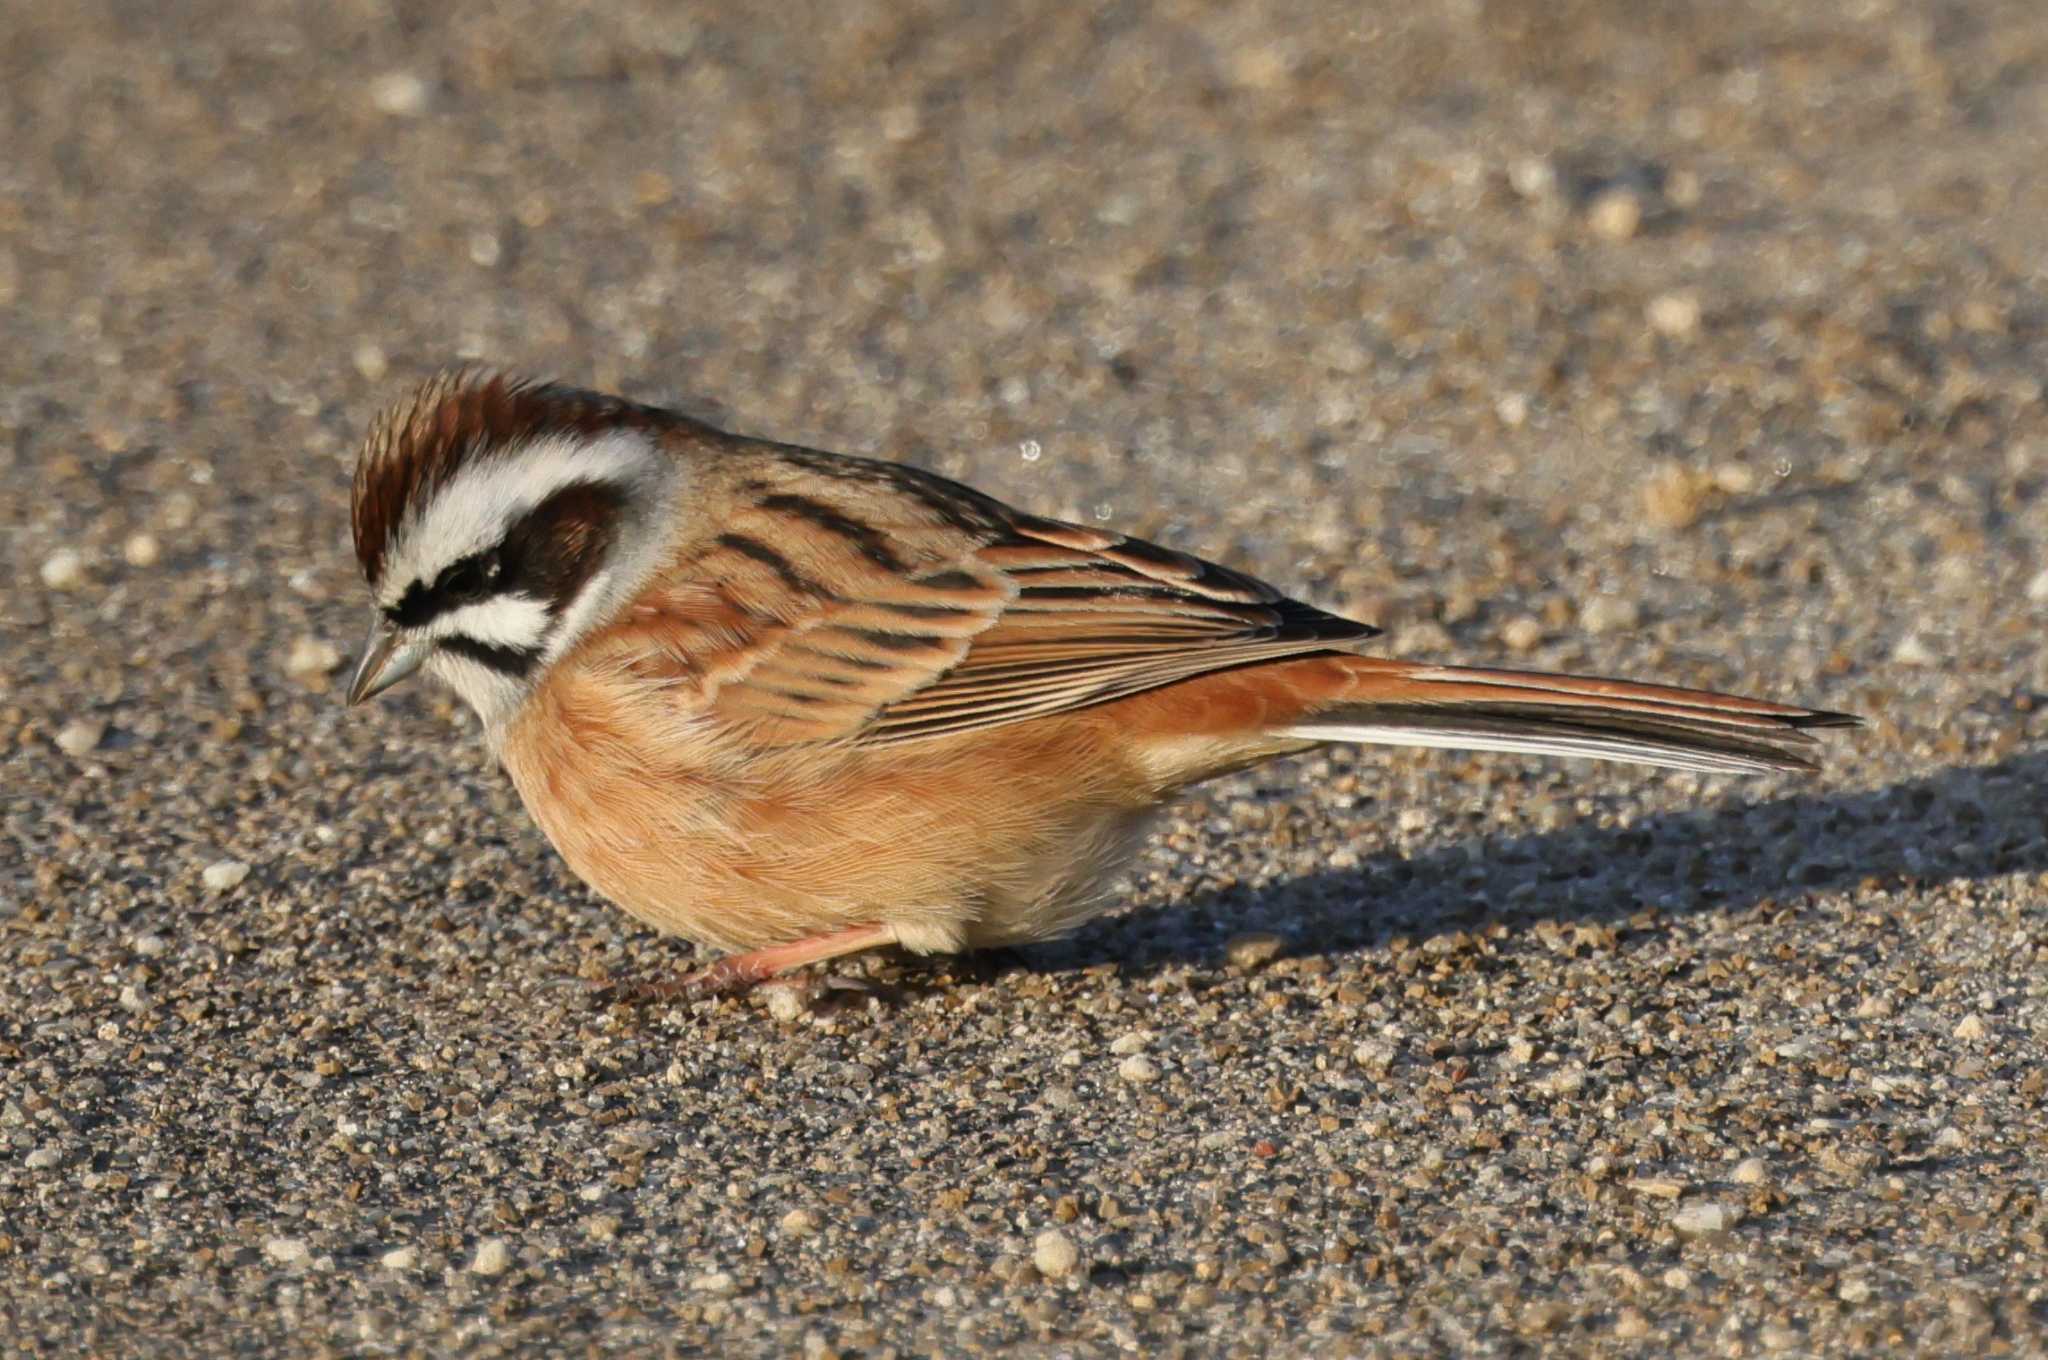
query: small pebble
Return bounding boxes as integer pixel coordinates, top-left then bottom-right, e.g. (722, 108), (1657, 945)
(1396, 807), (1430, 834)
(779, 1208), (820, 1238)
(1672, 1201), (1740, 1236)
(1646, 291), (1701, 338)
(1838, 1276), (1874, 1304)
(1712, 462), (1759, 495)
(118, 984), (150, 1014)
(1033, 1229), (1080, 1280)
(54, 719), (105, 758)
(1627, 1177), (1686, 1201)
(468, 231), (503, 268)
(471, 1238), (512, 1276)
(1662, 1267), (1693, 1290)
(1580, 596), (1641, 636)
(1731, 1157), (1769, 1186)
(380, 1246), (417, 1270)
(1891, 634), (1937, 667)
(1501, 617), (1544, 652)
(1507, 156), (1556, 199)
(1494, 392), (1530, 427)
(760, 983), (809, 1022)
(369, 71), (429, 116)
(693, 1270), (738, 1296)
(2026, 568), (2048, 604)
(1642, 463), (1708, 531)
(1614, 1308), (1651, 1340)
(1109, 1031), (1152, 1056)
(40, 549), (86, 590)
(25, 1146), (62, 1170)
(263, 1237), (309, 1265)
(122, 533), (161, 568)
(353, 342), (389, 382)
(1587, 188), (1643, 241)
(133, 934), (169, 957)
(1117, 1054), (1159, 1084)
(286, 637), (342, 681)
(1952, 1014), (1987, 1041)
(201, 859), (251, 893)
(1224, 934), (1284, 970)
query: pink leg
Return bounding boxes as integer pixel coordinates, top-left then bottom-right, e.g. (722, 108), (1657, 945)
(596, 923), (897, 1003)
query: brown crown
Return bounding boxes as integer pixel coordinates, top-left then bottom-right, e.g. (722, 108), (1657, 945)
(351, 370), (671, 584)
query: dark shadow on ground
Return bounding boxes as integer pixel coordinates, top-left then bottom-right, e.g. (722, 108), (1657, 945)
(1017, 749), (2048, 978)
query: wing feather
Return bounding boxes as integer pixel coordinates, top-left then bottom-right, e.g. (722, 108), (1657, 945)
(611, 454), (1374, 747)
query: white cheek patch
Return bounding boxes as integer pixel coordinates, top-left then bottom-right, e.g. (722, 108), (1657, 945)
(376, 429), (659, 610)
(427, 593), (553, 651)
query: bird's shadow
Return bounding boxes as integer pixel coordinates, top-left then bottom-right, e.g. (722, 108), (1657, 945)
(1014, 749), (2048, 979)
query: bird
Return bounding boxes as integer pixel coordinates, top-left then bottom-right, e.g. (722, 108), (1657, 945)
(345, 370), (1856, 998)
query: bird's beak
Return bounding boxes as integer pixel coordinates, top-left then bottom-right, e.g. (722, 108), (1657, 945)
(345, 615), (429, 706)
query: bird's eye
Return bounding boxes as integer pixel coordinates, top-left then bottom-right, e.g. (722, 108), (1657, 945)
(437, 552), (500, 601)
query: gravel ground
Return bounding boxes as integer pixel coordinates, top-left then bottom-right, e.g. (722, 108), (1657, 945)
(5, 1), (2048, 1355)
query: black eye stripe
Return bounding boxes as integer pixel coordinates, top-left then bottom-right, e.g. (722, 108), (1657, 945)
(387, 550), (503, 628)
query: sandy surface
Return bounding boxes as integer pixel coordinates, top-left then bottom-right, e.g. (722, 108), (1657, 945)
(5, 1), (2047, 1354)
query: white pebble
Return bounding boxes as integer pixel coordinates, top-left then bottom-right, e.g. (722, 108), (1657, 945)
(779, 1208), (820, 1238)
(2026, 568), (2048, 604)
(692, 1270), (738, 1296)
(1672, 1201), (1740, 1236)
(286, 636), (342, 679)
(1587, 188), (1643, 241)
(40, 548), (86, 590)
(122, 532), (161, 568)
(1952, 1014), (1988, 1041)
(468, 231), (502, 268)
(1033, 1228), (1081, 1279)
(201, 859), (250, 893)
(1662, 1267), (1693, 1290)
(54, 719), (105, 758)
(1495, 392), (1530, 427)
(1117, 1054), (1160, 1084)
(1838, 1276), (1874, 1304)
(369, 71), (429, 116)
(263, 1237), (309, 1265)
(118, 984), (151, 1014)
(1396, 807), (1431, 835)
(1731, 1157), (1769, 1186)
(133, 934), (169, 957)
(353, 342), (389, 382)
(471, 1237), (512, 1276)
(24, 1146), (61, 1170)
(1508, 156), (1557, 200)
(1647, 291), (1701, 339)
(380, 1246), (418, 1270)
(1891, 634), (1937, 667)
(1109, 1031), (1152, 1056)
(1580, 596), (1641, 636)
(1502, 616), (1544, 652)
(1712, 463), (1759, 495)
(760, 983), (809, 1022)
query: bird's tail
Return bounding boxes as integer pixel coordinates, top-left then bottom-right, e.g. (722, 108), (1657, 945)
(1276, 657), (1858, 776)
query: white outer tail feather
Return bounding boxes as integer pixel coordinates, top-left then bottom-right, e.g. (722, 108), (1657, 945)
(1276, 721), (1799, 776)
